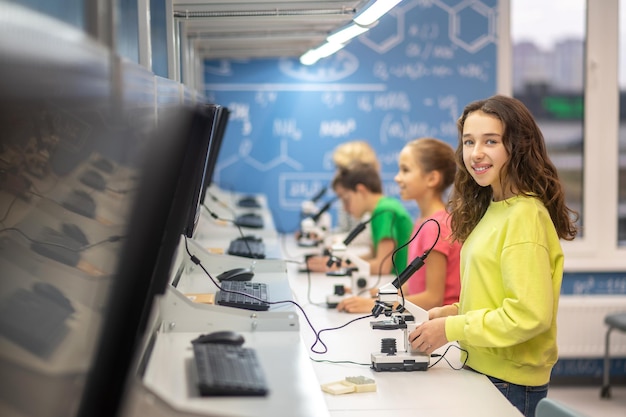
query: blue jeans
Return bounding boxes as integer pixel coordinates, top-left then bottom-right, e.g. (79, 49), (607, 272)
(487, 375), (548, 417)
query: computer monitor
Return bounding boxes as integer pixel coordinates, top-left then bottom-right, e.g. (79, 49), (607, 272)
(0, 6), (214, 417)
(200, 105), (230, 205)
(180, 103), (220, 239)
(77, 105), (212, 417)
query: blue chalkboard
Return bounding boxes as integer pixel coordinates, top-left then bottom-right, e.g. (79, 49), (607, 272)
(204, 0), (498, 232)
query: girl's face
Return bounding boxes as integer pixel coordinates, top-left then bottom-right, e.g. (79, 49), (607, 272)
(395, 146), (428, 201)
(462, 110), (511, 201)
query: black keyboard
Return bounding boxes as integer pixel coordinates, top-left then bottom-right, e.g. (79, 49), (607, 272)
(215, 281), (270, 311)
(192, 343), (269, 396)
(234, 213), (264, 229)
(227, 237), (265, 259)
(0, 288), (73, 357)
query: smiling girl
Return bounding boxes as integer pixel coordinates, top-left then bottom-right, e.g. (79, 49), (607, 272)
(408, 95), (578, 417)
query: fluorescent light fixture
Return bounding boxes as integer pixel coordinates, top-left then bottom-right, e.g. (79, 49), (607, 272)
(300, 49), (320, 65)
(353, 0), (403, 26)
(327, 23), (369, 44)
(300, 0), (403, 66)
(316, 41), (346, 58)
(300, 41), (346, 65)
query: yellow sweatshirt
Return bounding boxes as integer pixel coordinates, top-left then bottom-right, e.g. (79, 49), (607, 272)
(445, 195), (564, 386)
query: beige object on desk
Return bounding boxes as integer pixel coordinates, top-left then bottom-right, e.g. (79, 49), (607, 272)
(184, 293), (215, 304)
(321, 376), (377, 395)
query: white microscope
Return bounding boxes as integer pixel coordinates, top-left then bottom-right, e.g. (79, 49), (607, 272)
(369, 250), (433, 372)
(324, 222), (371, 307)
(297, 187), (334, 247)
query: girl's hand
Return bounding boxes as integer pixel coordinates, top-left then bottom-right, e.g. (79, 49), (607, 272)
(408, 317), (448, 356)
(428, 304), (458, 320)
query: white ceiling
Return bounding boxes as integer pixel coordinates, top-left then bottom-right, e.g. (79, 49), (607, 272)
(172, 0), (369, 60)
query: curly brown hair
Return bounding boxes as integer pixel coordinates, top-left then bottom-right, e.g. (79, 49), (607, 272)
(449, 95), (579, 242)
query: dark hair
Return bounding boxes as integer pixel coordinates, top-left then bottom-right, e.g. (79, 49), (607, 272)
(405, 137), (456, 193)
(449, 94), (579, 241)
(332, 162), (382, 193)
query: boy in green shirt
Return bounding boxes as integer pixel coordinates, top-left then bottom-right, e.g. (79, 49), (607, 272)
(307, 162), (413, 275)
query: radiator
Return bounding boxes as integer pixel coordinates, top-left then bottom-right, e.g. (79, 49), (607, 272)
(557, 296), (626, 358)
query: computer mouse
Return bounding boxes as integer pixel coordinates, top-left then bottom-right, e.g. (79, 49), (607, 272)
(192, 331), (245, 346)
(79, 169), (106, 191)
(216, 267), (254, 282)
(235, 213), (264, 229)
(237, 195), (260, 208)
(62, 189), (96, 218)
(61, 222), (89, 246)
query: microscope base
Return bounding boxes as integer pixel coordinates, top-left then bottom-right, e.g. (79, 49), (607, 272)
(371, 351), (429, 372)
(326, 293), (346, 308)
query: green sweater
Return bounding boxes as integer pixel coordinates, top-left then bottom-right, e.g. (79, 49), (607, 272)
(445, 195), (564, 386)
(370, 196), (414, 274)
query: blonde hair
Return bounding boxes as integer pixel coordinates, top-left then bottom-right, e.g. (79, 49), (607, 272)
(332, 140), (380, 170)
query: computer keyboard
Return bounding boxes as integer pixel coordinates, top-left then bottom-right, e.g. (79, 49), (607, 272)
(0, 287), (73, 357)
(227, 237), (265, 259)
(234, 213), (264, 229)
(215, 281), (270, 311)
(31, 227), (82, 266)
(192, 342), (269, 396)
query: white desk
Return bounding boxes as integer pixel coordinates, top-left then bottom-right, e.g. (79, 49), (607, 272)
(283, 235), (524, 417)
(194, 210), (283, 259)
(127, 213), (523, 417)
(200, 186), (280, 244)
(138, 330), (328, 417)
(127, 232), (328, 417)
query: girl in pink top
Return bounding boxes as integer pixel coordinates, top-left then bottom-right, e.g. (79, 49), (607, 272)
(337, 137), (461, 313)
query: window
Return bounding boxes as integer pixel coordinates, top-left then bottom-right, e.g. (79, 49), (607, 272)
(505, 0), (624, 269)
(511, 0), (585, 232)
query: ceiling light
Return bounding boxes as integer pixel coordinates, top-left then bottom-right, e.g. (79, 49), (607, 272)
(353, 0), (403, 26)
(300, 0), (404, 65)
(300, 42), (346, 65)
(316, 41), (346, 58)
(300, 49), (320, 65)
(327, 23), (369, 44)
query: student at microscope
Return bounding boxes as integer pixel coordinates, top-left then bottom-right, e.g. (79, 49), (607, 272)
(305, 161), (413, 276)
(336, 137), (462, 314)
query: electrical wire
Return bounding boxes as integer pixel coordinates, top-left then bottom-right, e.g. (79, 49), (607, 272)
(0, 226), (124, 251)
(183, 235), (467, 370)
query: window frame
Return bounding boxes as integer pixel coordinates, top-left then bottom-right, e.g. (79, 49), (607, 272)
(498, 0), (625, 271)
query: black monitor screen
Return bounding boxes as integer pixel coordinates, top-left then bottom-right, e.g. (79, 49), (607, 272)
(77, 105), (209, 417)
(0, 6), (211, 417)
(179, 103), (219, 239)
(200, 106), (230, 205)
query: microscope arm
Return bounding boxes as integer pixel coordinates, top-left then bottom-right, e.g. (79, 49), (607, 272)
(326, 242), (371, 289)
(298, 199), (335, 246)
(376, 282), (428, 324)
